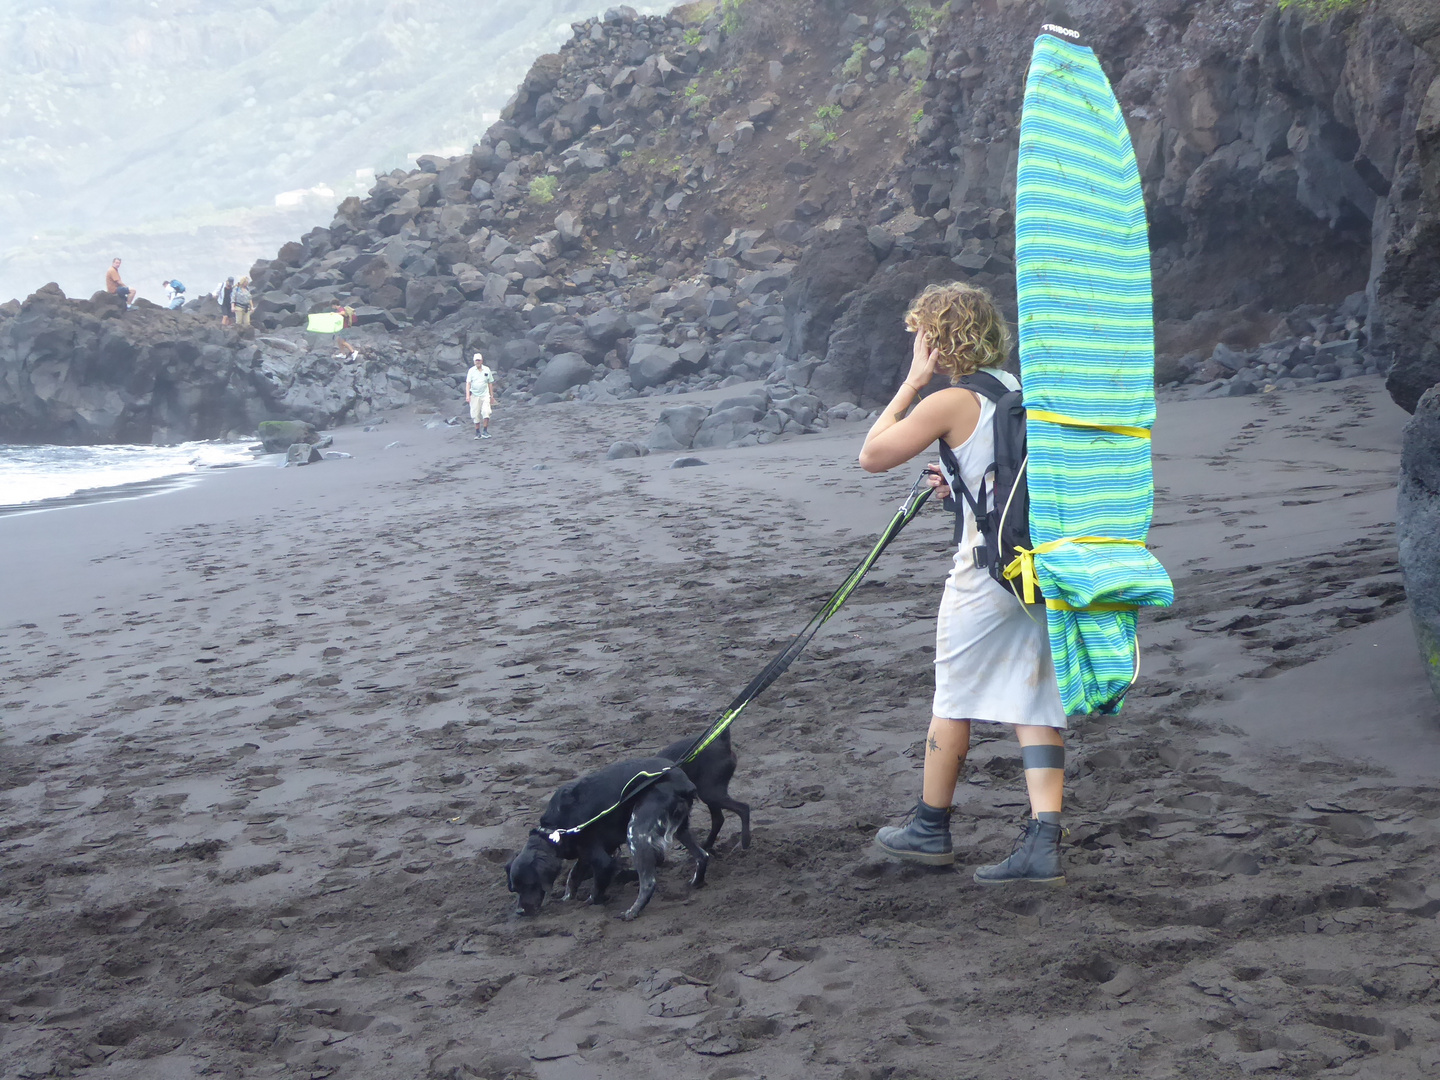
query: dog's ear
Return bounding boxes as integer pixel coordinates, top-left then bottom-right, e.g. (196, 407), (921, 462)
(550, 781), (580, 816)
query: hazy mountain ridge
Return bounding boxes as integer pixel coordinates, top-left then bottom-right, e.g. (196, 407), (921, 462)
(0, 0), (667, 302)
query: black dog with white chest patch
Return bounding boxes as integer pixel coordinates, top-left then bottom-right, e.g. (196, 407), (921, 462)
(506, 756), (708, 920)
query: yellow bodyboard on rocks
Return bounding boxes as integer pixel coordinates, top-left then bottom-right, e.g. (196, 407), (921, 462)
(307, 313), (344, 334)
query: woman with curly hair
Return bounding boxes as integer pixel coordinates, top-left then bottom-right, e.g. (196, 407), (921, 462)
(858, 281), (1069, 886)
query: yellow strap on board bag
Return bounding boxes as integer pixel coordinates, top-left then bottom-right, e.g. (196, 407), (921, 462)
(1002, 536), (1150, 606)
(1026, 409), (1152, 441)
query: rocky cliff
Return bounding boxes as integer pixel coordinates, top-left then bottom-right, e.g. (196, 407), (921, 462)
(0, 285), (456, 444)
(3, 0), (1438, 447)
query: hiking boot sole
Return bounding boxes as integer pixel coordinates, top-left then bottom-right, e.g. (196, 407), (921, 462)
(875, 839), (956, 866)
(972, 871), (1066, 887)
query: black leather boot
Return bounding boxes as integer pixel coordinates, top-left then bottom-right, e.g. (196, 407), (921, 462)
(875, 800), (954, 865)
(972, 818), (1066, 885)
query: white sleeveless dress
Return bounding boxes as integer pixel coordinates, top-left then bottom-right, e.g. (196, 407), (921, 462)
(932, 370), (1068, 729)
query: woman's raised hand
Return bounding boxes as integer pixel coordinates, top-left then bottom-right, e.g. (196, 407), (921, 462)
(905, 328), (937, 391)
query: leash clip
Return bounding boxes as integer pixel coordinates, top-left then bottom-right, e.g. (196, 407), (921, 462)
(546, 830), (564, 845)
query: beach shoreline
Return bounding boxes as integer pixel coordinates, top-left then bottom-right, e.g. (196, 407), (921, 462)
(2, 374), (1437, 1079)
(0, 440), (266, 517)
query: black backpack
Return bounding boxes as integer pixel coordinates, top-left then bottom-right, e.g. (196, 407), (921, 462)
(936, 371), (1034, 599)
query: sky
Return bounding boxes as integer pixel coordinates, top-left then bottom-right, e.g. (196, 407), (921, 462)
(0, 0), (669, 304)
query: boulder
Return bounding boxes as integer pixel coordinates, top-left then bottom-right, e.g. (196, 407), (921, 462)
(351, 306), (399, 330)
(1210, 343), (1246, 372)
(543, 321), (601, 360)
(606, 440), (646, 459)
(532, 353), (595, 395)
(692, 405), (763, 448)
(405, 278), (448, 321)
(483, 273), (512, 304)
(646, 404), (709, 451)
(512, 251), (548, 279)
(259, 420), (320, 452)
(499, 338), (544, 370)
(629, 343), (695, 389)
(585, 307), (629, 346)
(285, 442), (323, 466)
(554, 211), (584, 245)
(670, 456), (708, 469)
(1398, 386), (1440, 705)
(737, 264), (795, 296)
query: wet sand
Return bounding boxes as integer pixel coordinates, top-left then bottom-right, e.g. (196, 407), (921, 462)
(2, 377), (1438, 1079)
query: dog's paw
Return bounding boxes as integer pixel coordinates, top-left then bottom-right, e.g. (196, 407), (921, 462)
(620, 908), (641, 921)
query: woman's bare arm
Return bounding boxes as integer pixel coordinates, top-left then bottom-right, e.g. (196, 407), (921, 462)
(859, 388), (979, 473)
(858, 328), (981, 473)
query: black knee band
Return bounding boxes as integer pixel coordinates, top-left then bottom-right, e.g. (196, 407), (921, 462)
(1021, 744), (1065, 771)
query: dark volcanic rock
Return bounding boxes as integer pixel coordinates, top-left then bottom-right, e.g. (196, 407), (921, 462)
(531, 352), (594, 395)
(815, 257), (960, 403)
(0, 291), (452, 444)
(782, 222), (879, 361)
(629, 344), (692, 390)
(0, 291), (261, 444)
(1398, 386), (1440, 704)
(285, 442), (324, 466)
(259, 420), (319, 453)
(646, 404), (708, 451)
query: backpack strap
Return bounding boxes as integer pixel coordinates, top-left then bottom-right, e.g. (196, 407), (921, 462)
(942, 372), (1012, 544)
(936, 435), (990, 551)
(956, 370), (1010, 403)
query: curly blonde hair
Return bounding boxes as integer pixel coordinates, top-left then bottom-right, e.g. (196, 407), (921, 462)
(903, 282), (1011, 381)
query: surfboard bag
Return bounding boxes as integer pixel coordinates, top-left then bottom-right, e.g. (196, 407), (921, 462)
(1014, 26), (1174, 715)
(307, 312), (345, 334)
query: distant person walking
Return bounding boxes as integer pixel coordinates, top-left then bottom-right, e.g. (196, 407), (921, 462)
(233, 278), (253, 328)
(105, 258), (132, 308)
(162, 279), (186, 309)
(217, 277), (236, 326)
(333, 301), (355, 329)
(466, 353), (497, 440)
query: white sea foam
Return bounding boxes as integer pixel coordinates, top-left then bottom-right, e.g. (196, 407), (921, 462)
(0, 441), (262, 510)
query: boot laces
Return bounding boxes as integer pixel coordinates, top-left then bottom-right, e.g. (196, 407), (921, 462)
(1005, 820), (1032, 855)
(894, 802), (950, 828)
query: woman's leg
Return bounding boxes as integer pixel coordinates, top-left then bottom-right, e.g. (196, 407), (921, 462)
(921, 716), (972, 808)
(875, 716), (971, 865)
(1014, 724), (1064, 819)
(973, 723), (1066, 886)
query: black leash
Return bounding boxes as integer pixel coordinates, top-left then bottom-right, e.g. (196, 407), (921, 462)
(543, 471), (934, 841)
(676, 470), (934, 764)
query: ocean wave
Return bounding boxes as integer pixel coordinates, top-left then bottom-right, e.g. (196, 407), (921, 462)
(0, 441), (263, 510)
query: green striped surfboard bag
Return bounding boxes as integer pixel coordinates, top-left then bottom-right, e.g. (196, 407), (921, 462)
(1011, 27), (1174, 715)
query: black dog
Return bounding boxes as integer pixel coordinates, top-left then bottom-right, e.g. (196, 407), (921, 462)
(659, 728), (751, 851)
(506, 757), (708, 920)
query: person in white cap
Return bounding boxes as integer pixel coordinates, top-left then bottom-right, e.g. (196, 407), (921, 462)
(465, 352), (497, 439)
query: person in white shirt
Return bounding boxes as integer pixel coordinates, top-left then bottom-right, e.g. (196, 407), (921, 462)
(465, 353), (497, 439)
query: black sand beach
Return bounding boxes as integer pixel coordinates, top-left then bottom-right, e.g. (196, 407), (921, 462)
(2, 379), (1438, 1079)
